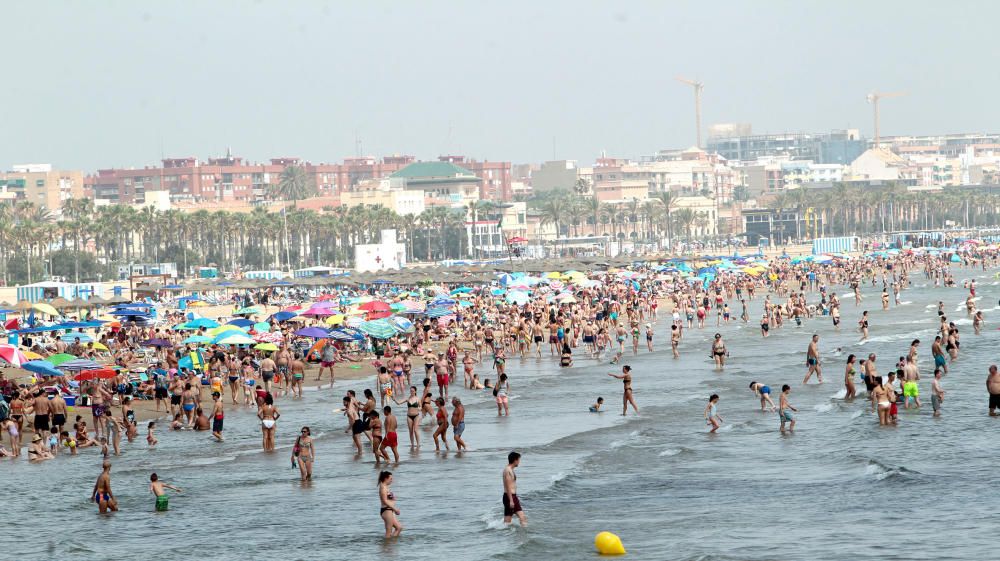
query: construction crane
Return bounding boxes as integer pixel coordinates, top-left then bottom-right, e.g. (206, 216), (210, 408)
(866, 91), (905, 149)
(676, 76), (704, 149)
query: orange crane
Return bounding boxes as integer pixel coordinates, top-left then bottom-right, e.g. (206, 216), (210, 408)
(676, 76), (704, 149)
(866, 91), (905, 148)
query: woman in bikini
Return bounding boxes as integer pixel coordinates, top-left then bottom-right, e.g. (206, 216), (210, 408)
(257, 393), (280, 452)
(378, 471), (403, 538)
(420, 378), (435, 424)
(432, 397), (450, 451)
(395, 386), (421, 448)
(293, 426), (315, 481)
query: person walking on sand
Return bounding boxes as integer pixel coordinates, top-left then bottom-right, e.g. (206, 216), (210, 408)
(503, 451), (526, 526)
(378, 471), (403, 538)
(92, 460), (118, 514)
(608, 365), (639, 416)
(149, 473), (182, 512)
(804, 334), (823, 384)
(704, 394), (723, 433)
(778, 385), (797, 433)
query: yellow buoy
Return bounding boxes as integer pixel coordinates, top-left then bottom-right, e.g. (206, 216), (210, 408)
(594, 531), (626, 555)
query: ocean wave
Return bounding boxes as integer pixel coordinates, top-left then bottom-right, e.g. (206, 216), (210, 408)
(862, 459), (921, 481)
(658, 447), (689, 457)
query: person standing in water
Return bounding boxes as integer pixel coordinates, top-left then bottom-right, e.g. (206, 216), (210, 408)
(293, 426), (315, 481)
(451, 397), (467, 452)
(378, 471), (403, 538)
(503, 451), (526, 526)
(711, 334), (727, 370)
(210, 392), (224, 442)
(92, 460), (118, 514)
(149, 473), (182, 512)
(704, 394), (723, 433)
(608, 365), (639, 416)
(804, 334), (823, 384)
(778, 385), (797, 433)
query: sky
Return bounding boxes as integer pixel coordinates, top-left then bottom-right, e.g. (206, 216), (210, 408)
(4, 1), (999, 170)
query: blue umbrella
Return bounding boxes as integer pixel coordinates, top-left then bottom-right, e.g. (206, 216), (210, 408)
(22, 360), (62, 377)
(450, 287), (474, 295)
(186, 318), (221, 329)
(431, 298), (456, 307)
(425, 307), (453, 318)
(270, 311), (297, 322)
(329, 327), (365, 342)
(227, 318), (254, 328)
(183, 335), (212, 344)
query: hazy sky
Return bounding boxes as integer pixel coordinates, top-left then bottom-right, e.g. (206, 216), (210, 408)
(4, 1), (998, 170)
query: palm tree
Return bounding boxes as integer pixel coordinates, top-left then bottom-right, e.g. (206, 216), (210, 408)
(672, 208), (697, 246)
(651, 191), (676, 250)
(270, 165), (316, 205)
(585, 197), (603, 237)
(537, 198), (567, 255)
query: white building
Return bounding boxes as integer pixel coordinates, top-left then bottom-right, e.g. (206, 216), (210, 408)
(355, 229), (406, 272)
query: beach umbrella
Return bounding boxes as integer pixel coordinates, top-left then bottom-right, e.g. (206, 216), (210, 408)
(506, 291), (530, 305)
(294, 327), (330, 338)
(358, 301), (390, 313)
(184, 318), (219, 329)
(234, 306), (262, 316)
(58, 358), (103, 371)
(208, 325), (245, 337)
(215, 333), (256, 346)
(329, 327), (365, 342)
(31, 302), (60, 317)
(47, 353), (78, 366)
(425, 307), (453, 318)
(142, 338), (173, 348)
(253, 322), (271, 332)
(389, 316), (414, 333)
(450, 286), (474, 295)
(21, 360), (62, 377)
(90, 342), (109, 351)
(254, 343), (278, 352)
(227, 318), (254, 328)
(324, 314), (346, 326)
(556, 294), (578, 304)
(430, 298), (456, 307)
(359, 319), (396, 339)
(0, 344), (29, 367)
(270, 311), (297, 322)
(300, 308), (336, 317)
(74, 368), (117, 381)
(183, 335), (212, 344)
(22, 350), (44, 360)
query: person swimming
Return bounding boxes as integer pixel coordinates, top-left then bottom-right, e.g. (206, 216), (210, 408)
(589, 397), (604, 413)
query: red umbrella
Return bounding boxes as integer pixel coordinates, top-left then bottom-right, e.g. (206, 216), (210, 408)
(508, 236), (528, 244)
(367, 310), (393, 320)
(74, 368), (118, 381)
(359, 301), (390, 312)
(0, 344), (28, 367)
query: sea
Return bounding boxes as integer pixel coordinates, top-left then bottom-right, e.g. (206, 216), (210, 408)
(6, 267), (1000, 561)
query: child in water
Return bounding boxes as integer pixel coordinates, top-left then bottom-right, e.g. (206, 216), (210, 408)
(147, 421), (158, 446)
(704, 394), (723, 433)
(590, 397), (604, 413)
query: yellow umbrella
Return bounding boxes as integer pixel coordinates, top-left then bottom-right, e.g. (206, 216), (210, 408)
(90, 342), (109, 351)
(23, 351), (44, 360)
(324, 314), (346, 326)
(208, 325), (245, 337)
(545, 272), (562, 279)
(32, 302), (59, 316)
(188, 300), (208, 307)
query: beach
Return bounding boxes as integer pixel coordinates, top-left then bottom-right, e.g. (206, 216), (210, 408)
(1, 252), (996, 560)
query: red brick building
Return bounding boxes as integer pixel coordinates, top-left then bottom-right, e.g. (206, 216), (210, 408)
(87, 153), (512, 205)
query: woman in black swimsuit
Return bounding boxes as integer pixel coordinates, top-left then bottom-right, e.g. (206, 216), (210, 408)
(394, 386), (421, 449)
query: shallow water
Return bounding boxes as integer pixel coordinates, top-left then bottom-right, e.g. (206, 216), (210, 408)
(6, 268), (1000, 560)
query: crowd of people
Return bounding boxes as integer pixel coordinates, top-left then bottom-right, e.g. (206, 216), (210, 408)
(1, 245), (998, 534)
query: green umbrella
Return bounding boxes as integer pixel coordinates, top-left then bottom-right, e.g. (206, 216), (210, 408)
(234, 306), (262, 316)
(48, 353), (78, 366)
